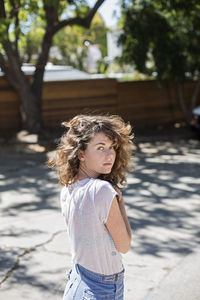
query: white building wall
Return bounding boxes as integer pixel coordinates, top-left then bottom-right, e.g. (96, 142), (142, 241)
(107, 30), (122, 62)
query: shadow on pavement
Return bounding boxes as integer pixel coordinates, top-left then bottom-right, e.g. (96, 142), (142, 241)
(0, 135), (200, 299)
(123, 139), (200, 258)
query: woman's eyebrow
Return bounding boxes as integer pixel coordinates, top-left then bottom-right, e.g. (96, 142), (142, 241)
(95, 142), (106, 146)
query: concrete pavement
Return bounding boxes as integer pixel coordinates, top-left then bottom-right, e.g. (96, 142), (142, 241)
(146, 248), (200, 300)
(0, 134), (200, 299)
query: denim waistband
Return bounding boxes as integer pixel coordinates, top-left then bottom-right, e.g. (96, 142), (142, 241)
(75, 264), (124, 284)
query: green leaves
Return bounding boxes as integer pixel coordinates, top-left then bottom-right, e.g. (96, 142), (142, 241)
(52, 12), (107, 72)
(119, 0), (200, 83)
(0, 18), (9, 42)
(0, 0), (96, 60)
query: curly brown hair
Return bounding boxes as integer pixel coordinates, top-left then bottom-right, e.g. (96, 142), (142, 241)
(48, 114), (134, 187)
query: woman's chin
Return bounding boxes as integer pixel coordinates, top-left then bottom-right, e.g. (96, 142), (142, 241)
(101, 169), (112, 174)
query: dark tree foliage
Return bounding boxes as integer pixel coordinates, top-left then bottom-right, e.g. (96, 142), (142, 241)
(119, 0), (200, 123)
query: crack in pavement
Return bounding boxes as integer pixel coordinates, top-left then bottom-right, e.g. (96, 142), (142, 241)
(0, 229), (65, 287)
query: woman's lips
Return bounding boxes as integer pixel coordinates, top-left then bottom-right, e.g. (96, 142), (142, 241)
(103, 163), (112, 166)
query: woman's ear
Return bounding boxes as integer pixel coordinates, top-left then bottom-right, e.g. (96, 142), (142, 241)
(78, 149), (85, 161)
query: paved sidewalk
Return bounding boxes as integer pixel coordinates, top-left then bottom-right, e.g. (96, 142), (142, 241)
(0, 136), (200, 299)
(146, 248), (200, 300)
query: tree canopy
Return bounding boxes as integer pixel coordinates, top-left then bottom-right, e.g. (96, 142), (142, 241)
(119, 0), (200, 122)
(0, 0), (105, 132)
(52, 12), (107, 72)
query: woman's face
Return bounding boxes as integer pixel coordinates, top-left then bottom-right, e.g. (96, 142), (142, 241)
(79, 132), (116, 178)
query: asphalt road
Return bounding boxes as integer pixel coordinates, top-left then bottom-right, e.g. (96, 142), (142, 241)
(0, 134), (200, 300)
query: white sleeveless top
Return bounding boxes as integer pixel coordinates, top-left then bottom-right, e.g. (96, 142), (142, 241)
(60, 178), (123, 275)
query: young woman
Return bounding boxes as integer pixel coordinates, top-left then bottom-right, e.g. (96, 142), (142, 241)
(48, 114), (134, 300)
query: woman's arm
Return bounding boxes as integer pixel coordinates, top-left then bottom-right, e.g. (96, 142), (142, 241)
(105, 190), (132, 254)
(116, 193), (132, 240)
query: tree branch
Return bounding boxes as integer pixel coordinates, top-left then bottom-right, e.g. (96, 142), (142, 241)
(32, 0), (106, 99)
(85, 0), (106, 26)
(0, 0), (6, 18)
(31, 29), (54, 100)
(9, 0), (20, 56)
(53, 0), (106, 33)
(0, 0), (21, 68)
(0, 52), (20, 90)
(30, 0), (60, 94)
(0, 52), (7, 73)
(45, 5), (58, 25)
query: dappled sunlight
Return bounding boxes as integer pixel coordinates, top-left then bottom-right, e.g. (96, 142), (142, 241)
(140, 169), (157, 174)
(146, 154), (198, 164)
(0, 137), (200, 299)
(148, 184), (169, 197)
(157, 174), (173, 180)
(179, 176), (200, 184)
(140, 147), (159, 154)
(0, 150), (60, 218)
(125, 139), (200, 260)
(169, 182), (196, 192)
(139, 189), (152, 197)
(26, 144), (46, 153)
(127, 177), (141, 184)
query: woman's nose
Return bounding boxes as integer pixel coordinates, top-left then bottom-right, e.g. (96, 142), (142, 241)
(105, 149), (114, 157)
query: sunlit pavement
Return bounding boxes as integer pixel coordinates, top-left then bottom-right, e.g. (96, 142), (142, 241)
(0, 136), (200, 300)
(124, 139), (200, 300)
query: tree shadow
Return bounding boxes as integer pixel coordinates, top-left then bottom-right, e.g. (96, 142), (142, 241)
(1, 263), (64, 297)
(0, 248), (21, 280)
(0, 150), (60, 216)
(0, 138), (200, 294)
(123, 139), (200, 258)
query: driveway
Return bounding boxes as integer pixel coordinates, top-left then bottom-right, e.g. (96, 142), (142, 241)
(0, 133), (200, 300)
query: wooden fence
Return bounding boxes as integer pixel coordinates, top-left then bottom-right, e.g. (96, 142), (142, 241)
(0, 76), (199, 131)
(42, 78), (118, 128)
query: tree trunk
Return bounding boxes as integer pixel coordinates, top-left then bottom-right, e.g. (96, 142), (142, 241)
(17, 80), (42, 133)
(0, 0), (105, 134)
(176, 80), (200, 127)
(176, 83), (191, 126)
(190, 76), (200, 115)
(0, 56), (43, 133)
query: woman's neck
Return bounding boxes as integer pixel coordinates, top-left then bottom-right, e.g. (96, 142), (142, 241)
(76, 164), (99, 181)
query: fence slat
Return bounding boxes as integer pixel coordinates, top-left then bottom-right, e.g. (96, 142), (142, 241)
(1, 76), (200, 131)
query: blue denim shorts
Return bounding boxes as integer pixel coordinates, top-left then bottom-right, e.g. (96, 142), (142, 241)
(63, 264), (124, 300)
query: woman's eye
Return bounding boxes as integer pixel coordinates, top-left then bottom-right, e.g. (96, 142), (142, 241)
(97, 146), (104, 150)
